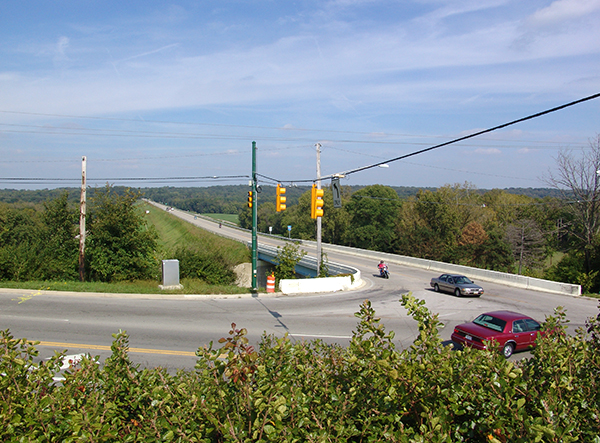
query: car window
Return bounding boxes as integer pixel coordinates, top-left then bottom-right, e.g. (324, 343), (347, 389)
(513, 320), (526, 333)
(524, 319), (541, 331)
(439, 275), (447, 282)
(473, 314), (507, 333)
(448, 277), (454, 284)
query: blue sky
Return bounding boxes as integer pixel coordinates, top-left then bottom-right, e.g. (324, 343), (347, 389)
(1, 0), (599, 190)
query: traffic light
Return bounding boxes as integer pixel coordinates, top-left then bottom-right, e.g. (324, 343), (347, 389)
(311, 184), (324, 219)
(276, 184), (286, 212)
(247, 191), (253, 208)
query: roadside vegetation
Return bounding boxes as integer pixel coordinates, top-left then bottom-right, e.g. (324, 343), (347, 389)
(0, 186), (251, 295)
(2, 293), (598, 441)
(202, 213), (239, 224)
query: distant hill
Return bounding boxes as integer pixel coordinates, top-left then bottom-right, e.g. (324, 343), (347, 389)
(0, 185), (565, 212)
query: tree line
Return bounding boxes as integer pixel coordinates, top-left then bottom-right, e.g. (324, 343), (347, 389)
(240, 182), (598, 292)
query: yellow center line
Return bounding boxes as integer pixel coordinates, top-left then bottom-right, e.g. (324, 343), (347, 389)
(38, 341), (197, 357)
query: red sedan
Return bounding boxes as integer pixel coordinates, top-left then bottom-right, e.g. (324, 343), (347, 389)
(451, 310), (542, 358)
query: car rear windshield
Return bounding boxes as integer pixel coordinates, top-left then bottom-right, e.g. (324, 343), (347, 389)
(473, 314), (506, 332)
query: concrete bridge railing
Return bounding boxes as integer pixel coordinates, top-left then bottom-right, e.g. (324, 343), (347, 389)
(257, 244), (362, 294)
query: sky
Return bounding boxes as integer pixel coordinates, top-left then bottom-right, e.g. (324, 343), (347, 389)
(1, 0), (599, 191)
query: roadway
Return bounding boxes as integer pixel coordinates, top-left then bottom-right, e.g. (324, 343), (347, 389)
(1, 203), (598, 371)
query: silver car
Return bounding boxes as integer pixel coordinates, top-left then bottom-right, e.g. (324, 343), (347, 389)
(430, 274), (484, 297)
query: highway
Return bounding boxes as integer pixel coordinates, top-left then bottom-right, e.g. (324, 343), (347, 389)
(1, 203), (598, 371)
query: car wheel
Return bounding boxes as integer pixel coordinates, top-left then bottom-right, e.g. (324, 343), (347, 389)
(454, 288), (461, 297)
(502, 342), (514, 358)
(434, 284), (439, 292)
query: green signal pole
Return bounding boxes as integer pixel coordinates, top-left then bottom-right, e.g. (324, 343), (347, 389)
(251, 141), (258, 291)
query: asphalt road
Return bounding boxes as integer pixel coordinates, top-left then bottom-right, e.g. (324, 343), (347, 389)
(1, 203), (598, 371)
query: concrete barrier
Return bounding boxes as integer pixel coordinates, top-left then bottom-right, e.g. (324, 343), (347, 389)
(258, 244), (362, 294)
(320, 243), (581, 297)
(279, 274), (359, 294)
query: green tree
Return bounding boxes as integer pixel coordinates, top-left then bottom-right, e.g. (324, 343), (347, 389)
(0, 205), (43, 281)
(321, 185), (351, 245)
(238, 204), (252, 230)
(344, 185), (401, 252)
(86, 185), (159, 282)
(477, 226), (515, 271)
(280, 190), (316, 240)
(36, 192), (79, 280)
(256, 201), (280, 234)
(273, 243), (306, 284)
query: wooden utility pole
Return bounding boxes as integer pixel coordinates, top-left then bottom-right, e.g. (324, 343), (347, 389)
(78, 156), (87, 282)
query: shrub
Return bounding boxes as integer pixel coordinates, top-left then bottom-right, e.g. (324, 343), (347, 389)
(1, 297), (599, 441)
(174, 246), (236, 285)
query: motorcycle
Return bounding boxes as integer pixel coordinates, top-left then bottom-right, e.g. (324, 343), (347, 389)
(379, 264), (389, 279)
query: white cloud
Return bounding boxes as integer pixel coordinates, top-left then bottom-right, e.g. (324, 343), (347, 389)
(528, 0), (600, 27)
(475, 148), (502, 155)
(55, 36), (70, 58)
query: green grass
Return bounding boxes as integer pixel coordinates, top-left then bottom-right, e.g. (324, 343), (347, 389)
(0, 279), (250, 295)
(141, 203), (249, 268)
(202, 213), (239, 224)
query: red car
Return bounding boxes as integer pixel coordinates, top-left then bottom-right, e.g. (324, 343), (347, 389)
(451, 310), (542, 358)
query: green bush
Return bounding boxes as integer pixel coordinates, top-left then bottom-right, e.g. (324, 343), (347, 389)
(273, 243), (306, 285)
(1, 296), (599, 442)
(86, 186), (159, 282)
(174, 246), (236, 285)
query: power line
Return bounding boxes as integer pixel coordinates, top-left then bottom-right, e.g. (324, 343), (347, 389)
(321, 92), (600, 181)
(0, 113), (590, 149)
(0, 175), (249, 184)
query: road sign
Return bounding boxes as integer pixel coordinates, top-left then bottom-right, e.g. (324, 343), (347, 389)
(332, 177), (342, 208)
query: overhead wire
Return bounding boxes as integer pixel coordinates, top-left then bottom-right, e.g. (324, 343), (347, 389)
(0, 175), (249, 184)
(320, 92), (600, 181)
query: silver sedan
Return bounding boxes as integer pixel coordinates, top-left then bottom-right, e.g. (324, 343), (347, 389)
(430, 274), (484, 297)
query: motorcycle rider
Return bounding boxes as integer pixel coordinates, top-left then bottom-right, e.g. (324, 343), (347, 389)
(378, 260), (388, 277)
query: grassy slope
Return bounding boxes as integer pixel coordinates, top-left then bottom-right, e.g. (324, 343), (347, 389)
(202, 213), (239, 224)
(142, 203), (249, 268)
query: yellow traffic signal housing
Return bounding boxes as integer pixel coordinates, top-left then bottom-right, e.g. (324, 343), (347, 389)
(276, 184), (287, 212)
(247, 191), (253, 208)
(311, 184), (324, 219)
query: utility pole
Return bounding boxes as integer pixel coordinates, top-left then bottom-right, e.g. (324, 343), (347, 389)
(78, 156), (86, 282)
(316, 143), (322, 276)
(251, 141), (258, 291)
